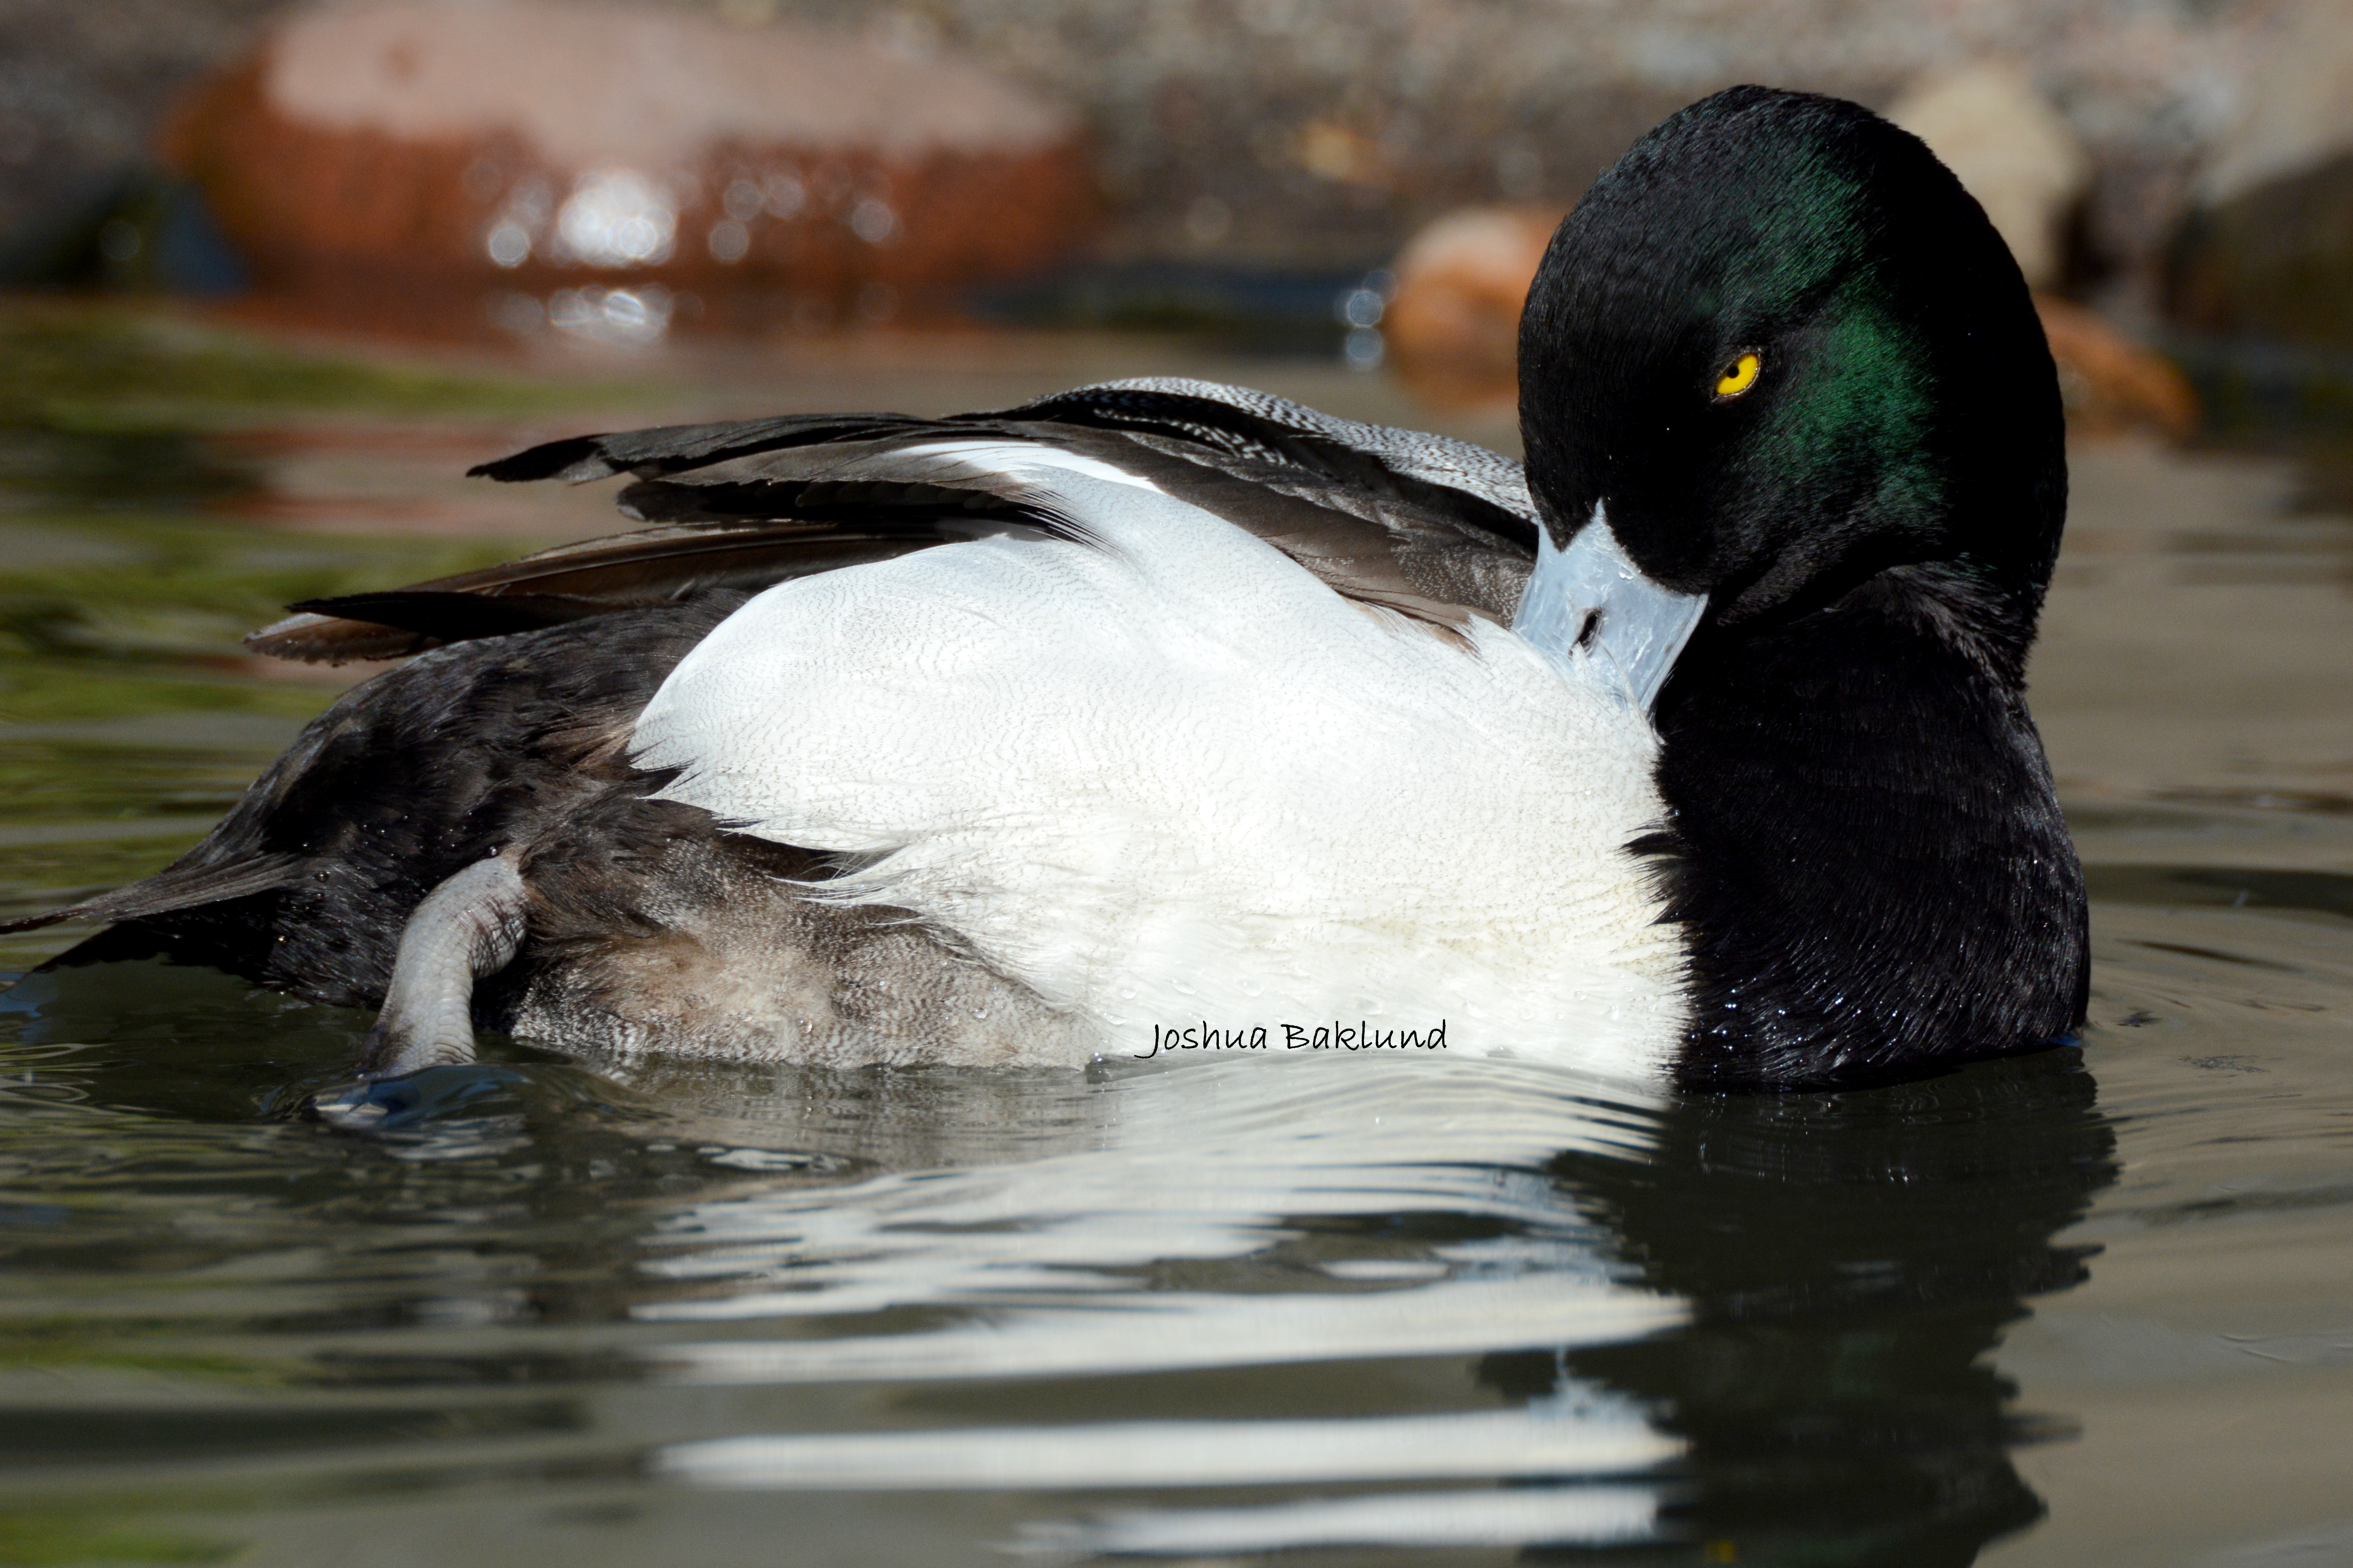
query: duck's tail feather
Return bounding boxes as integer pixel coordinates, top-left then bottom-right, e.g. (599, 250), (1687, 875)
(0, 853), (306, 935)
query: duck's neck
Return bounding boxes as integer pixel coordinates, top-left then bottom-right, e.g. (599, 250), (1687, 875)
(1650, 563), (2087, 1090)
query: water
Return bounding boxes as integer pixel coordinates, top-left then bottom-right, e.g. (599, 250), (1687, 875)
(1, 304), (2349, 1567)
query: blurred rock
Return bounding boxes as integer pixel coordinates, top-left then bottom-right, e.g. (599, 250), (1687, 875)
(159, 0), (1096, 330)
(1381, 206), (1553, 407)
(2036, 295), (2200, 441)
(1886, 63), (2088, 291)
(2169, 1), (2353, 352)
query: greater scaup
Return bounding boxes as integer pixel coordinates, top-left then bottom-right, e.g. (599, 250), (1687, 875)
(7, 87), (2088, 1089)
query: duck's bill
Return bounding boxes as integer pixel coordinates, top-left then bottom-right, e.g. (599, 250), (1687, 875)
(1511, 506), (1708, 713)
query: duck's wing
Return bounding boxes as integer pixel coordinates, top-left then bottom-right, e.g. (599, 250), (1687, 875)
(248, 380), (1541, 663)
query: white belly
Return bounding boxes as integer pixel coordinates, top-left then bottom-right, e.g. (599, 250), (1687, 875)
(632, 475), (1688, 1080)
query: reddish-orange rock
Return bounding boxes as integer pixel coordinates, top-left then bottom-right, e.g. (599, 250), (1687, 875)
(161, 0), (1096, 332)
(2034, 295), (2201, 442)
(1381, 206), (1557, 407)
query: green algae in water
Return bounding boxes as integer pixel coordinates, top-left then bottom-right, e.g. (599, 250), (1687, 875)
(0, 1511), (237, 1568)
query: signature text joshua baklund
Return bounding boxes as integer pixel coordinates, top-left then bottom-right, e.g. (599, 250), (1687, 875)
(1136, 1020), (1449, 1059)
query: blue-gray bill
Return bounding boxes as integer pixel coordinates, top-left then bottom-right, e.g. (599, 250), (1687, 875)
(1512, 505), (1708, 713)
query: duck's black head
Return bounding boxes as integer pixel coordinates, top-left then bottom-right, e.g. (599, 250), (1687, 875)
(1521, 86), (2086, 1090)
(1519, 85), (2064, 672)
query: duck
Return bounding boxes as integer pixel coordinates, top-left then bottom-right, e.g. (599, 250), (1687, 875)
(5, 86), (2088, 1090)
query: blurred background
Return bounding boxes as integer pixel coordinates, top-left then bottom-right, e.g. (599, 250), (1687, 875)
(5, 0), (2348, 427)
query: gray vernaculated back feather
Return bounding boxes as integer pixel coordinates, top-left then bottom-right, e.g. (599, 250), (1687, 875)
(477, 384), (1539, 520)
(1005, 378), (1537, 523)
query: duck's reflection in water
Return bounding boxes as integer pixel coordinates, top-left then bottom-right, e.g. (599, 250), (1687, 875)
(612, 1048), (2112, 1562)
(1515, 1049), (2118, 1565)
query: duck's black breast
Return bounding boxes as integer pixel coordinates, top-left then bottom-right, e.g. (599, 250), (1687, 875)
(1652, 564), (2088, 1090)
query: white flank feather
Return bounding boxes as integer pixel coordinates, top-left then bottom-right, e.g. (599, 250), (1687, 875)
(632, 470), (1687, 1078)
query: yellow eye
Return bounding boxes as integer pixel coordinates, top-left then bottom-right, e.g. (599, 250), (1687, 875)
(1714, 351), (1762, 399)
